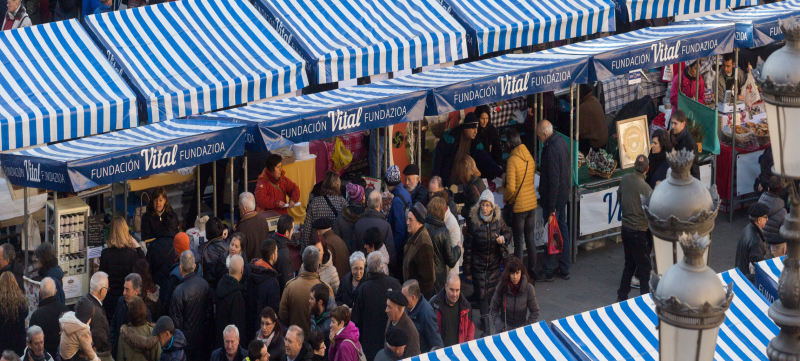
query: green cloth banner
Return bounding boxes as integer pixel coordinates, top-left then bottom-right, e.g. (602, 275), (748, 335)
(678, 92), (720, 155)
(538, 131), (579, 186)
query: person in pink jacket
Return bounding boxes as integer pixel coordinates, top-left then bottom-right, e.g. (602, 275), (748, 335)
(670, 60), (706, 111)
(328, 306), (364, 361)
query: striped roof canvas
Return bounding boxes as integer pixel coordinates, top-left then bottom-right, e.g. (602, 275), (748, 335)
(84, 0), (308, 123)
(625, 0), (758, 21)
(0, 19), (137, 151)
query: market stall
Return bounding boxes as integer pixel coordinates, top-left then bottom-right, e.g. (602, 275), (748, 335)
(0, 19), (137, 151)
(623, 0), (757, 22)
(83, 0), (308, 124)
(252, 0), (468, 85)
(407, 320), (576, 361)
(755, 256), (784, 305)
(551, 268), (777, 360)
(433, 0), (615, 57)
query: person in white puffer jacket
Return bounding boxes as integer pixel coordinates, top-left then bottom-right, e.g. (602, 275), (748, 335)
(59, 299), (100, 361)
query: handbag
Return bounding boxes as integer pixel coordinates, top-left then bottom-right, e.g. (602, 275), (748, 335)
(502, 160), (529, 227)
(547, 212), (564, 255)
(133, 192), (150, 233)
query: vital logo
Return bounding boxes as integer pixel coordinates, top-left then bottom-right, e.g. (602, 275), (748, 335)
(329, 108), (362, 132)
(651, 41), (680, 63)
(141, 145), (178, 171)
(497, 73), (530, 96)
(24, 160), (40, 182)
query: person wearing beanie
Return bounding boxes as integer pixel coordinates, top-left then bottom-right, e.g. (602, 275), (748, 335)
(386, 165), (413, 279)
(374, 328), (408, 361)
(333, 182), (367, 254)
(465, 189), (511, 334)
(768, 233), (787, 258)
(432, 111), (503, 187)
(145, 216), (181, 314)
(403, 202), (436, 295)
(403, 164), (429, 206)
(59, 298), (100, 361)
(736, 202), (771, 281)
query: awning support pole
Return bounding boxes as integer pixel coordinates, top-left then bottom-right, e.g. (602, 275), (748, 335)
(213, 160), (218, 218)
(230, 157), (235, 225)
(729, 49), (739, 223)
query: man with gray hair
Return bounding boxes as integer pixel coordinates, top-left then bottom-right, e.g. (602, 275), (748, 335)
(29, 278), (67, 357)
(215, 255), (246, 348)
(169, 250), (213, 360)
(402, 279), (442, 352)
(0, 351), (20, 361)
(279, 246), (330, 336)
(616, 154), (653, 301)
(210, 325), (247, 361)
(353, 190), (395, 267)
(536, 119), (571, 283)
(0, 243), (23, 293)
(352, 251), (401, 360)
(111, 273), (150, 358)
(284, 325), (313, 361)
(79, 271), (112, 360)
(22, 326), (54, 361)
(235, 191), (271, 262)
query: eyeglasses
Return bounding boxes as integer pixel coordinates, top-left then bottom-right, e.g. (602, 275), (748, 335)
(261, 321), (275, 327)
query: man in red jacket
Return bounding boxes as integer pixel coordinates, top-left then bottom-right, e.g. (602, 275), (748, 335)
(429, 274), (475, 345)
(255, 154), (300, 215)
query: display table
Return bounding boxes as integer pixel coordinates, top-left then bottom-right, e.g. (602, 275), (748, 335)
(715, 143), (769, 201)
(283, 157), (317, 225)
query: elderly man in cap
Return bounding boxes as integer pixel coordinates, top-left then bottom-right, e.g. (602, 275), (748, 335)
(403, 202), (436, 296)
(385, 290), (420, 358)
(374, 328), (409, 361)
(313, 217), (350, 283)
(769, 234), (787, 258)
(352, 252), (401, 360)
(403, 164), (429, 206)
(736, 202), (771, 281)
(386, 165), (412, 278)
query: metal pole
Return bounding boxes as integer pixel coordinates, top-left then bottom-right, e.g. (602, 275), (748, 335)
(23, 187), (28, 275)
(111, 183), (115, 217)
(418, 120), (422, 169)
(243, 151), (248, 193)
(695, 59), (701, 103)
(569, 85), (575, 263)
(213, 161), (218, 218)
(574, 84), (581, 264)
(230, 157), (235, 225)
(533, 94), (539, 163)
(729, 49), (739, 223)
(375, 129), (380, 179)
(196, 165), (201, 220)
(124, 181), (128, 224)
(713, 55), (720, 186)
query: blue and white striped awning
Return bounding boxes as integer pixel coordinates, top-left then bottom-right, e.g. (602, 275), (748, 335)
(438, 0), (615, 56)
(755, 256), (783, 305)
(377, 53), (589, 114)
(625, 0), (758, 21)
(551, 269), (778, 361)
(541, 23), (734, 81)
(0, 19), (137, 152)
(675, 0), (800, 48)
(0, 119), (246, 193)
(252, 0), (468, 85)
(199, 84), (428, 151)
(405, 321), (576, 361)
(83, 0), (308, 124)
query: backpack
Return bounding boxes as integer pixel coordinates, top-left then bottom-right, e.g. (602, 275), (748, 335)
(342, 339), (367, 361)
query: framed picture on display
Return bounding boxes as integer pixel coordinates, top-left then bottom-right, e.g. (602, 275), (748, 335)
(616, 115), (650, 169)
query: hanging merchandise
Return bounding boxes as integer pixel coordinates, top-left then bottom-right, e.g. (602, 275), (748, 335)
(331, 137), (353, 171)
(742, 72), (762, 107)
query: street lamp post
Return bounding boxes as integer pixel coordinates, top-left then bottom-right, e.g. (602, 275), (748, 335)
(642, 150), (721, 275)
(755, 18), (800, 361)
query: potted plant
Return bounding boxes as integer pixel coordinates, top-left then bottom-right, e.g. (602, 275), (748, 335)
(689, 120), (705, 153)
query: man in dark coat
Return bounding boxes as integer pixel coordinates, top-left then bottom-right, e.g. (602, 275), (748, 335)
(537, 120), (571, 282)
(35, 243), (65, 305)
(169, 250), (214, 361)
(402, 280), (442, 353)
(235, 192), (271, 262)
(354, 190), (395, 267)
(736, 203), (770, 282)
(352, 252), (401, 360)
(84, 272), (112, 360)
(215, 255), (246, 349)
(245, 239), (281, 341)
(284, 326), (314, 361)
(110, 274), (152, 358)
(269, 215), (296, 293)
(385, 290), (420, 358)
(0, 244), (23, 293)
(145, 214), (179, 303)
(28, 277), (68, 357)
(211, 325), (248, 361)
(430, 275), (475, 347)
(404, 164), (429, 206)
(670, 110), (700, 180)
(374, 328), (408, 361)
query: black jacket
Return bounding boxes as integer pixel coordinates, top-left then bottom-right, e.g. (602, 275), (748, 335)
(477, 123), (504, 166)
(539, 133), (570, 214)
(199, 236), (228, 293)
(455, 176), (486, 222)
(29, 296), (68, 356)
(425, 215), (460, 296)
(168, 272), (213, 351)
(286, 343), (315, 361)
(215, 275), (246, 349)
(0, 304), (27, 355)
(0, 260), (24, 294)
(736, 222), (768, 281)
(333, 203), (366, 253)
(465, 204), (511, 300)
(268, 232), (295, 294)
(409, 184), (430, 207)
(110, 296), (152, 358)
(433, 126), (502, 186)
(145, 235), (176, 306)
(211, 346), (247, 361)
(38, 264), (65, 305)
(353, 209), (396, 266)
(245, 260), (281, 341)
(84, 293), (111, 354)
(645, 151), (670, 189)
(257, 323), (286, 361)
(351, 272), (401, 361)
(672, 129), (700, 180)
(140, 205), (178, 242)
(335, 271), (358, 308)
(99, 246), (145, 318)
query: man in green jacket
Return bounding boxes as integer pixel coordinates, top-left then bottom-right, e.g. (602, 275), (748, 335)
(616, 155), (653, 302)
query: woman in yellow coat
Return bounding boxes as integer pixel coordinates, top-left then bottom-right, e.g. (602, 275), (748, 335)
(502, 128), (538, 277)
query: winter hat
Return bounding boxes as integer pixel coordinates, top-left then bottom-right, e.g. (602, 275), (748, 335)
(410, 202), (427, 224)
(384, 165), (401, 186)
(387, 290), (409, 307)
(462, 112), (479, 129)
(403, 164), (420, 176)
(346, 183), (365, 203)
(768, 233), (787, 245)
(173, 232), (191, 259)
(479, 189), (495, 207)
(152, 316), (175, 336)
(385, 328), (409, 347)
(74, 298), (94, 324)
(748, 202), (770, 218)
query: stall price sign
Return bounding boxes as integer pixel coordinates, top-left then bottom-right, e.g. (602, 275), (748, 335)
(87, 214), (105, 247)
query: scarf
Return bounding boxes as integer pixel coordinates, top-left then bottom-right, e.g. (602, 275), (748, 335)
(480, 209), (494, 222)
(509, 281), (521, 297)
(257, 328), (276, 347)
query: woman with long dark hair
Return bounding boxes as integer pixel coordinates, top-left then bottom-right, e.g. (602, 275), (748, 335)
(133, 259), (161, 319)
(489, 257), (539, 333)
(646, 129), (673, 188)
(140, 187), (178, 242)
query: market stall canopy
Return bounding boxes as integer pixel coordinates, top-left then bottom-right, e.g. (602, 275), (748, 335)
(196, 84), (427, 151)
(376, 53), (589, 115)
(541, 23), (734, 81)
(437, 0), (615, 57)
(551, 268), (776, 360)
(83, 0), (308, 124)
(754, 255), (784, 305)
(410, 321), (576, 361)
(0, 119), (246, 193)
(252, 0), (468, 85)
(674, 0), (800, 48)
(0, 19), (137, 152)
(624, 0), (757, 22)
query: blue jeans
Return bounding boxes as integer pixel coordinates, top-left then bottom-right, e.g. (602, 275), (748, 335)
(543, 203), (570, 276)
(369, 131), (386, 178)
(512, 209), (537, 273)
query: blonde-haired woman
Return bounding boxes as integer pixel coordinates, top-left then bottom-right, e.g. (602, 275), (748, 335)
(453, 156), (486, 223)
(99, 216), (144, 317)
(0, 272), (27, 354)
